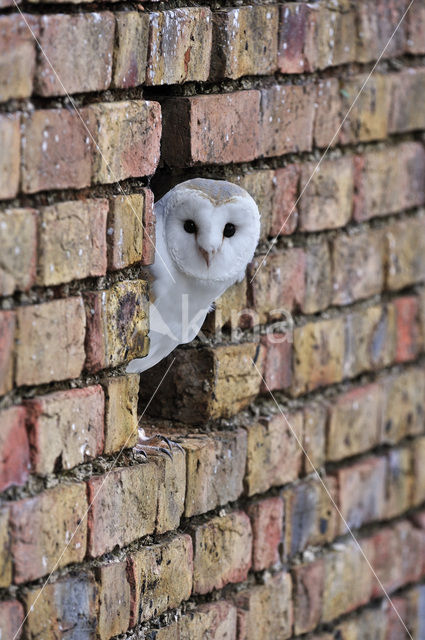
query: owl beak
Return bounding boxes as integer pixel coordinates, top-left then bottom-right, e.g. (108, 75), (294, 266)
(199, 247), (215, 267)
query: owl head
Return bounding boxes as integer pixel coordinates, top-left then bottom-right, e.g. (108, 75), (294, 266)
(160, 178), (261, 283)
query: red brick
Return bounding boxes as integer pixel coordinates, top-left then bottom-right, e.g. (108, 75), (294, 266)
(339, 74), (390, 144)
(356, 0), (407, 63)
(87, 463), (158, 557)
(147, 8), (212, 85)
(191, 511), (252, 595)
(269, 165), (299, 237)
(0, 310), (15, 396)
(389, 69), (425, 134)
(393, 296), (421, 363)
(0, 507), (11, 588)
(36, 13), (114, 96)
(292, 559), (325, 634)
(229, 169), (275, 242)
(0, 208), (37, 296)
(0, 406), (29, 491)
(162, 91), (260, 166)
(247, 497), (283, 571)
(386, 216), (425, 291)
(37, 199), (108, 286)
(303, 237), (332, 314)
(259, 84), (315, 157)
(22, 109), (91, 193)
(10, 483), (87, 583)
(211, 6), (278, 79)
(0, 600), (24, 640)
(0, 113), (20, 199)
(86, 100), (161, 183)
(97, 561), (131, 639)
(260, 334), (293, 392)
(0, 14), (38, 101)
(16, 297), (86, 387)
(113, 12), (149, 88)
(26, 386), (104, 475)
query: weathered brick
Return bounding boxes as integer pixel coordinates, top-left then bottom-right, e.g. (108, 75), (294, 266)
(244, 411), (303, 496)
(155, 601), (237, 640)
(340, 74), (390, 144)
(162, 91), (260, 166)
(334, 607), (388, 640)
(37, 199), (108, 286)
(0, 600), (24, 640)
(355, 0), (407, 63)
(10, 483), (87, 583)
(84, 280), (149, 372)
(393, 296), (421, 363)
(154, 451), (186, 534)
(326, 383), (383, 461)
(128, 534), (193, 623)
(303, 401), (326, 473)
(97, 561), (131, 640)
(269, 165), (300, 236)
(211, 6), (277, 79)
(411, 437), (425, 507)
(87, 462), (158, 557)
(233, 572), (293, 640)
(36, 13), (114, 96)
(313, 78), (340, 148)
(298, 156), (354, 231)
(0, 310), (15, 396)
(101, 375), (139, 454)
(384, 446), (412, 519)
(0, 507), (11, 588)
(0, 406), (29, 491)
(291, 317), (345, 396)
(259, 84), (315, 157)
(147, 8), (212, 85)
(0, 208), (37, 296)
(107, 190), (154, 270)
(260, 334), (293, 393)
(203, 277), (248, 335)
(16, 297), (86, 387)
(247, 497), (283, 571)
(0, 14), (38, 102)
(26, 386), (104, 475)
(229, 169), (275, 242)
(113, 12), (149, 88)
(389, 69), (425, 134)
(354, 144), (425, 221)
(381, 367), (425, 444)
(25, 573), (98, 640)
(191, 511), (251, 594)
(407, 2), (425, 54)
(303, 237), (332, 314)
(386, 216), (425, 291)
(0, 113), (20, 199)
(292, 559), (325, 634)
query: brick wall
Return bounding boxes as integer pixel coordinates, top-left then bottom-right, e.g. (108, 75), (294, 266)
(1, 0), (425, 638)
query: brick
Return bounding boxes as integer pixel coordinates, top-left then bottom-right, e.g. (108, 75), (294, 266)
(356, 0), (407, 63)
(0, 600), (24, 640)
(303, 401), (326, 473)
(36, 13), (114, 96)
(211, 6), (277, 79)
(191, 511), (251, 594)
(420, 287), (425, 351)
(182, 429), (247, 517)
(303, 237), (332, 314)
(260, 334), (293, 392)
(16, 297), (86, 387)
(0, 406), (29, 491)
(84, 280), (149, 372)
(101, 375), (139, 454)
(340, 74), (390, 144)
(25, 573), (98, 640)
(26, 386), (104, 475)
(334, 457), (386, 532)
(326, 383), (383, 461)
(291, 317), (345, 396)
(147, 8), (212, 85)
(0, 14), (38, 101)
(233, 572), (293, 640)
(107, 190), (155, 270)
(354, 144), (425, 221)
(282, 477), (338, 557)
(154, 451), (186, 534)
(386, 216), (425, 291)
(0, 310), (15, 396)
(0, 113), (20, 199)
(278, 1), (355, 73)
(37, 199), (108, 286)
(87, 463), (158, 557)
(229, 169), (275, 242)
(292, 559), (325, 634)
(128, 534), (193, 624)
(259, 84), (315, 157)
(314, 78), (341, 148)
(113, 12), (149, 88)
(411, 437), (425, 507)
(155, 601), (237, 640)
(203, 277), (248, 335)
(332, 228), (385, 305)
(10, 483), (87, 583)
(97, 561), (131, 639)
(298, 156), (354, 231)
(0, 208), (37, 296)
(22, 109), (92, 193)
(393, 296), (421, 363)
(0, 507), (11, 588)
(86, 100), (161, 183)
(269, 165), (300, 237)
(389, 69), (425, 133)
(244, 411), (303, 496)
(334, 607), (388, 640)
(407, 2), (425, 53)
(384, 446), (412, 519)
(247, 497), (283, 571)
(381, 368), (425, 444)
(162, 91), (260, 166)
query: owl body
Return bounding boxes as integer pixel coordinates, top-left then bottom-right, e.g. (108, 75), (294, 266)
(126, 179), (260, 374)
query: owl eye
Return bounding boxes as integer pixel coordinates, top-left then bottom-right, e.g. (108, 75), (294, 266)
(223, 222), (236, 238)
(184, 219), (197, 234)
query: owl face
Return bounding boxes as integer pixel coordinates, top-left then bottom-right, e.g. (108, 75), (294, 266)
(162, 180), (261, 283)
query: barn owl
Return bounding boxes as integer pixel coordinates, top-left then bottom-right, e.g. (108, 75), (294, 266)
(126, 178), (261, 456)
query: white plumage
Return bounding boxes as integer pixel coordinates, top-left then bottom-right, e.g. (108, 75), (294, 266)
(126, 178), (261, 374)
